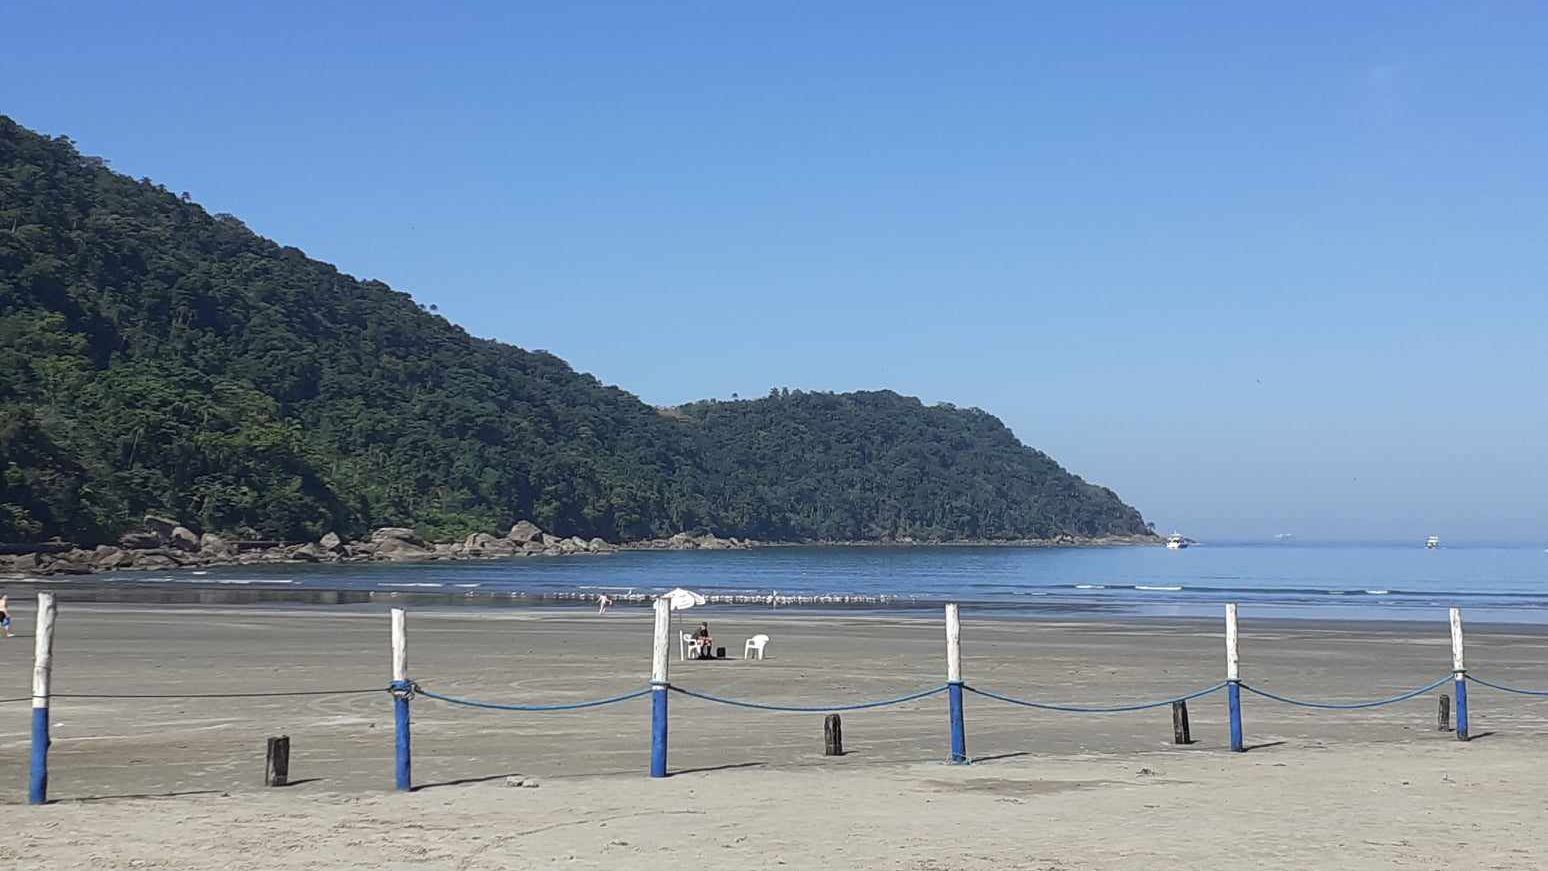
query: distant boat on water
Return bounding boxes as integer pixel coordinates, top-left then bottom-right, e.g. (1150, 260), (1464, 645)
(1274, 533), (1294, 541)
(1165, 533), (1189, 550)
(1426, 535), (1440, 550)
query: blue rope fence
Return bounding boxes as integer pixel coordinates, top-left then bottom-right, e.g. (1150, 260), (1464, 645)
(963, 681), (1228, 713)
(1239, 675), (1452, 710)
(669, 683), (949, 712)
(412, 683), (654, 711)
(1465, 674), (1548, 696)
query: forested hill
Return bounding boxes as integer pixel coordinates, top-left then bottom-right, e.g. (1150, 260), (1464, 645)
(0, 116), (1153, 546)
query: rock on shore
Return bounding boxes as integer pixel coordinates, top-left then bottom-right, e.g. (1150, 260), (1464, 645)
(0, 516), (758, 576)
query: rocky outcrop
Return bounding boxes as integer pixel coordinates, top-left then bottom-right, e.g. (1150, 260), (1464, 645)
(371, 527), (424, 546)
(94, 545), (131, 569)
(118, 530), (161, 549)
(373, 536), (433, 561)
(507, 520), (543, 543)
(200, 533), (237, 558)
(142, 515), (180, 541)
(169, 526), (200, 552)
(1, 518), (762, 577)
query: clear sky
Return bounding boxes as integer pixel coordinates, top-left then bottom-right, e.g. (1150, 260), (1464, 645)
(4, 2), (1545, 543)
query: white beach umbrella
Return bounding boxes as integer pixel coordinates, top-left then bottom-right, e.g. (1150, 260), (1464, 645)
(660, 587), (707, 611)
(659, 587), (708, 655)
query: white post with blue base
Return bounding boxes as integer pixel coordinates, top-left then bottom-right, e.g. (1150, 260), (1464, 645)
(391, 608), (412, 791)
(1226, 603), (1244, 752)
(946, 603), (967, 763)
(29, 592), (57, 805)
(650, 597), (671, 777)
(1450, 607), (1469, 742)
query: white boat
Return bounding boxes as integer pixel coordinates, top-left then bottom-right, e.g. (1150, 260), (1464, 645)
(1426, 535), (1440, 550)
(1165, 533), (1188, 550)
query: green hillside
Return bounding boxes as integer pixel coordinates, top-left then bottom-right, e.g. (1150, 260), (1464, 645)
(0, 115), (1152, 545)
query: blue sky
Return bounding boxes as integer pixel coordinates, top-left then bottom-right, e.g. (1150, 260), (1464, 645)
(4, 2), (1545, 542)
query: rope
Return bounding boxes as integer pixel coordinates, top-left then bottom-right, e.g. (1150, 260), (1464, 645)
(1240, 676), (1451, 710)
(1465, 674), (1548, 696)
(412, 683), (653, 711)
(669, 684), (949, 712)
(0, 696), (31, 705)
(963, 682), (1227, 713)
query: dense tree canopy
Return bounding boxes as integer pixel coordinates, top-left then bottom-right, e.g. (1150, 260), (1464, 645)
(0, 116), (1152, 545)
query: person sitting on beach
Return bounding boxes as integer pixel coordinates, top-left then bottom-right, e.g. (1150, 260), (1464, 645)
(693, 621), (714, 658)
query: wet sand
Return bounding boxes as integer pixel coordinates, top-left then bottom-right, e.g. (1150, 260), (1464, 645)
(4, 601), (1548, 868)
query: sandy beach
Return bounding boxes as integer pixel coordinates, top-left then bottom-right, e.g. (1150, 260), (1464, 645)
(4, 600), (1548, 868)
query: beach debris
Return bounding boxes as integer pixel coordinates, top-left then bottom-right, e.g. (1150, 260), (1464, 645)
(504, 776), (540, 788)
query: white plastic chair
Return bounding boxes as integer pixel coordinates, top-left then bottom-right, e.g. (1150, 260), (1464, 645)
(680, 631), (699, 661)
(744, 634), (770, 660)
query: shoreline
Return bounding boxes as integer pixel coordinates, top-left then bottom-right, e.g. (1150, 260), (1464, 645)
(0, 580), (1537, 631)
(0, 530), (1160, 578)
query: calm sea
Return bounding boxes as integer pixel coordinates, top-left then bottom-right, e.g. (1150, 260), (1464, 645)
(71, 542), (1548, 623)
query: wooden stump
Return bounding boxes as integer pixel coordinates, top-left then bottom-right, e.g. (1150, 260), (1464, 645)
(266, 736), (290, 787)
(1171, 700), (1191, 745)
(824, 714), (843, 756)
(1438, 694), (1451, 732)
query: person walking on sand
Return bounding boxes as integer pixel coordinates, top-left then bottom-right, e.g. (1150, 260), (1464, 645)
(597, 594), (612, 615)
(0, 594), (12, 638)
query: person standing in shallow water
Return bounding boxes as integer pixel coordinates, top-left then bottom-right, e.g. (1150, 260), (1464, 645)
(0, 594), (12, 638)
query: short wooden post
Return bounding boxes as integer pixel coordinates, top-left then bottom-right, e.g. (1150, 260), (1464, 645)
(824, 714), (844, 756)
(1438, 694), (1451, 732)
(1450, 607), (1469, 741)
(650, 597), (671, 777)
(390, 608), (412, 790)
(30, 592), (57, 805)
(945, 603), (967, 763)
(265, 736), (291, 787)
(1172, 700), (1192, 745)
(1226, 603), (1244, 752)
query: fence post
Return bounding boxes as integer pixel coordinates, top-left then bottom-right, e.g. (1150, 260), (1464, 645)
(391, 608), (412, 790)
(1450, 607), (1468, 741)
(1172, 700), (1192, 745)
(650, 597), (671, 777)
(1226, 602), (1243, 752)
(30, 592), (57, 805)
(946, 603), (967, 763)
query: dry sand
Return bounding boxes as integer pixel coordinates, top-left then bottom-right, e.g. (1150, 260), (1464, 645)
(4, 600), (1548, 869)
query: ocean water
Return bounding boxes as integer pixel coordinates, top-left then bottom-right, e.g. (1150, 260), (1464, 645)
(74, 542), (1548, 623)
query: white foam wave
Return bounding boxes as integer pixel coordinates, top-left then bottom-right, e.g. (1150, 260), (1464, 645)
(377, 582), (444, 589)
(1074, 584), (1106, 590)
(1135, 585), (1183, 592)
